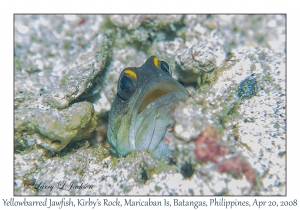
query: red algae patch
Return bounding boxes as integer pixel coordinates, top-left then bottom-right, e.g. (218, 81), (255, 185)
(194, 125), (229, 163)
(218, 157), (257, 186)
(194, 125), (256, 186)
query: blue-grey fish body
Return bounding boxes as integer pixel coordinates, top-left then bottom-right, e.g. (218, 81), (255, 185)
(107, 56), (189, 160)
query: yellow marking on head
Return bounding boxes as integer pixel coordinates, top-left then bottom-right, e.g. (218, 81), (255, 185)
(124, 70), (137, 79)
(153, 57), (160, 68)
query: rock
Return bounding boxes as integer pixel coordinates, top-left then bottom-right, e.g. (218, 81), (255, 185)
(15, 101), (98, 152)
(14, 14), (286, 196)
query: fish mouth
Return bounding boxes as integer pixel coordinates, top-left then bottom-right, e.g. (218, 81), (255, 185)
(137, 80), (188, 115)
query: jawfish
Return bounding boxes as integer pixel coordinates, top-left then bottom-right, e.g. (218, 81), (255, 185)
(107, 56), (189, 160)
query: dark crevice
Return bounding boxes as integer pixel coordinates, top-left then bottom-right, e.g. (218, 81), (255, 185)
(139, 164), (149, 184)
(180, 161), (194, 178)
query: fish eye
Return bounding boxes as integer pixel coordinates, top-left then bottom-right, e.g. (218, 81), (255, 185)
(153, 57), (171, 75)
(117, 69), (137, 100)
(160, 60), (172, 75)
(120, 76), (132, 92)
